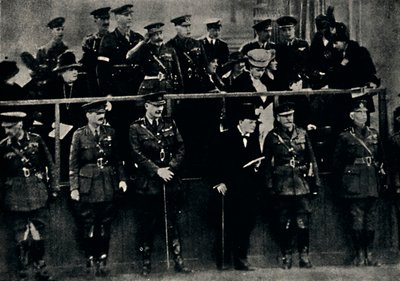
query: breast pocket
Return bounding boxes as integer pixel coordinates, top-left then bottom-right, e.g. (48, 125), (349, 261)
(342, 166), (361, 195)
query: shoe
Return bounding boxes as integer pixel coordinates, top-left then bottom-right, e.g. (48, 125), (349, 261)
(95, 255), (110, 277)
(280, 254), (292, 270)
(140, 245), (151, 276)
(352, 251), (364, 266)
(299, 250), (312, 268)
(85, 256), (95, 279)
(365, 252), (381, 267)
(34, 260), (56, 281)
(234, 257), (251, 271)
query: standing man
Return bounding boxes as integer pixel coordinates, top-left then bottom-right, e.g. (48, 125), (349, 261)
(69, 101), (127, 277)
(166, 14), (209, 93)
(333, 100), (384, 266)
(0, 112), (57, 281)
(129, 92), (191, 275)
(126, 21), (184, 96)
(36, 17), (69, 81)
(275, 16), (309, 90)
(239, 19), (275, 57)
(97, 4), (144, 96)
(209, 104), (262, 270)
(80, 7), (111, 94)
(199, 19), (229, 75)
(263, 102), (320, 269)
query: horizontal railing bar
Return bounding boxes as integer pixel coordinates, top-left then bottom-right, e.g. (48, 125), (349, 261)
(0, 88), (385, 106)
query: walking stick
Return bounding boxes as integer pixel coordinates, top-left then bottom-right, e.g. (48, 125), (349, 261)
(221, 194), (225, 269)
(160, 149), (171, 269)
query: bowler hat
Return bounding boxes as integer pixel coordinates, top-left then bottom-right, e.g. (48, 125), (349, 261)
(53, 51), (81, 72)
(0, 60), (19, 81)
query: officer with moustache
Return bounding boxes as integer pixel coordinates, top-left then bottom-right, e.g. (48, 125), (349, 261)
(129, 92), (191, 275)
(0, 112), (57, 281)
(126, 22), (184, 96)
(263, 102), (320, 270)
(69, 101), (127, 277)
(333, 100), (385, 267)
(80, 7), (111, 94)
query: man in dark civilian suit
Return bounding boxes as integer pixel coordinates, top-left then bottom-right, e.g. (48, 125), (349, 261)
(209, 104), (263, 270)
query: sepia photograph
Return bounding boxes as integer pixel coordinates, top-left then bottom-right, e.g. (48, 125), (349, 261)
(0, 0), (400, 280)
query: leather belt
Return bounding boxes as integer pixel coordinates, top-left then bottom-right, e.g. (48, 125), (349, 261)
(354, 156), (374, 166)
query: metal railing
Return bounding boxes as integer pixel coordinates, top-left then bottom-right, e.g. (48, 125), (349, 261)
(0, 88), (387, 188)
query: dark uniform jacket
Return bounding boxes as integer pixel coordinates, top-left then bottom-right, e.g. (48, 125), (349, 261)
(0, 132), (56, 211)
(97, 28), (144, 95)
(36, 40), (69, 77)
(389, 132), (400, 193)
(333, 126), (383, 198)
(276, 38), (309, 90)
(329, 40), (379, 90)
(128, 42), (184, 94)
(263, 125), (320, 196)
(239, 41), (276, 56)
(199, 37), (229, 74)
(69, 125), (126, 203)
(80, 32), (109, 94)
(166, 35), (209, 93)
(210, 127), (262, 197)
(129, 117), (185, 195)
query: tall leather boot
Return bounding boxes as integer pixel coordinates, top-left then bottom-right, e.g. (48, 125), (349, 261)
(279, 226), (293, 270)
(351, 230), (364, 266)
(171, 239), (192, 273)
(139, 244), (151, 276)
(16, 241), (29, 280)
(298, 229), (312, 268)
(364, 230), (380, 266)
(95, 225), (110, 277)
(31, 240), (55, 281)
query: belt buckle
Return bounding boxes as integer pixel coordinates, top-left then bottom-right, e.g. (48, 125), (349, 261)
(365, 156), (372, 166)
(97, 158), (104, 169)
(289, 158), (296, 168)
(158, 72), (165, 81)
(22, 167), (30, 177)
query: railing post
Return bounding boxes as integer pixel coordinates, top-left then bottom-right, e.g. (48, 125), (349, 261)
(54, 103), (61, 189)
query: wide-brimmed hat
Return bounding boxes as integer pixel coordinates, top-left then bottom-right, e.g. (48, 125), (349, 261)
(53, 51), (81, 72)
(247, 49), (272, 68)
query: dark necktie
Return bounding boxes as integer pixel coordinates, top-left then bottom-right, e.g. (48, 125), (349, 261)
(152, 121), (158, 133)
(94, 129), (100, 142)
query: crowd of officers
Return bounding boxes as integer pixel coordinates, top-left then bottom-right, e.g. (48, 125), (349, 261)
(0, 3), (398, 281)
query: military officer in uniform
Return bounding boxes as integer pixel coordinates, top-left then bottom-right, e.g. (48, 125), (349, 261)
(209, 104), (262, 270)
(199, 19), (229, 75)
(97, 4), (144, 96)
(239, 19), (276, 57)
(80, 7), (111, 94)
(126, 21), (184, 97)
(0, 112), (57, 281)
(36, 17), (69, 81)
(333, 100), (384, 266)
(166, 14), (209, 93)
(129, 92), (191, 275)
(263, 102), (320, 269)
(275, 16), (309, 90)
(69, 101), (127, 277)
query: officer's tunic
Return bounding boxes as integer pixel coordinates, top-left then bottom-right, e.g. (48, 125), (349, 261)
(128, 42), (184, 95)
(80, 32), (108, 94)
(97, 28), (144, 96)
(36, 40), (69, 77)
(129, 116), (185, 247)
(0, 132), (56, 241)
(333, 126), (383, 231)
